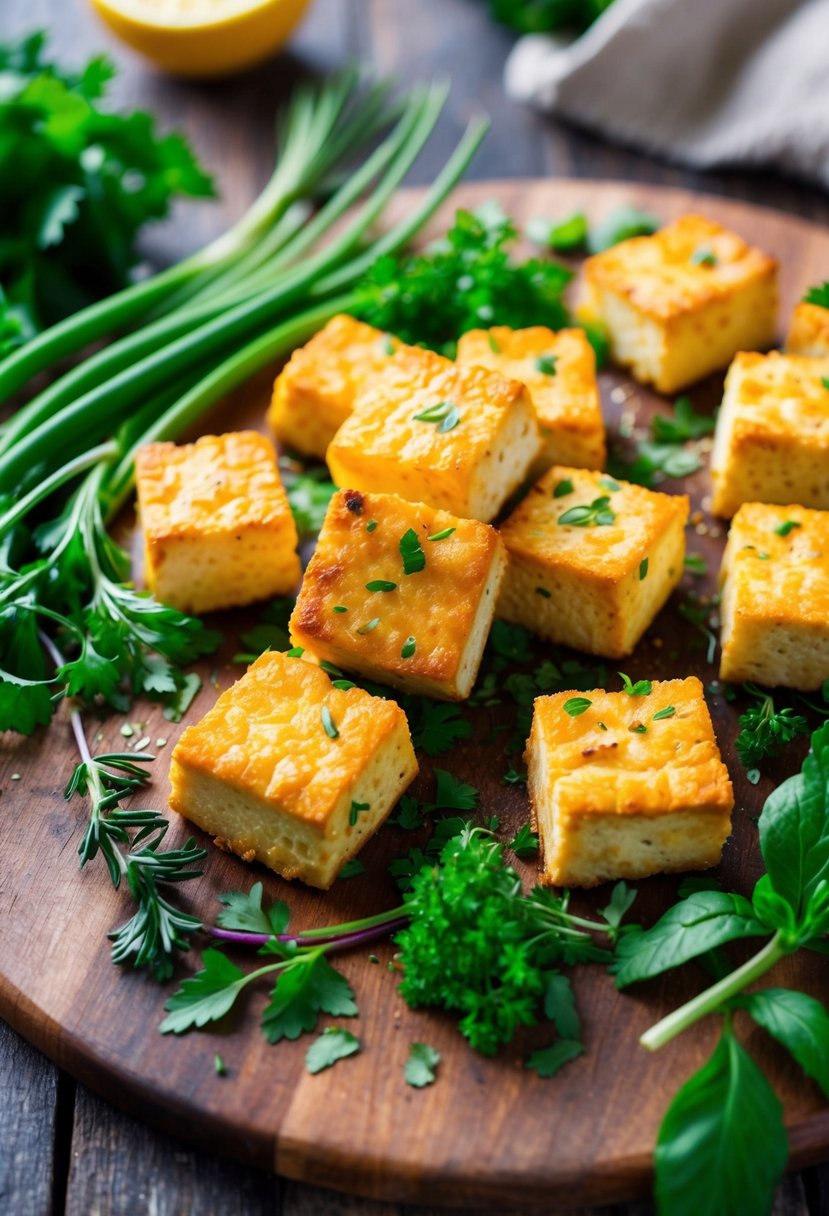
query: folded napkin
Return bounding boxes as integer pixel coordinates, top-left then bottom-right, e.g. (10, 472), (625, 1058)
(504, 0), (829, 189)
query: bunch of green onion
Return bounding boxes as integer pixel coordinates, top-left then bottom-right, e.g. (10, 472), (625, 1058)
(0, 73), (487, 733)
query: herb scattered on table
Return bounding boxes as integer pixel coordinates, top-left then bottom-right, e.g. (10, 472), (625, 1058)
(609, 395), (714, 488)
(508, 823), (539, 858)
(734, 683), (809, 772)
(405, 1042), (441, 1087)
(614, 724), (829, 1216)
(804, 281), (829, 308)
(306, 1028), (361, 1074)
(586, 204), (660, 253)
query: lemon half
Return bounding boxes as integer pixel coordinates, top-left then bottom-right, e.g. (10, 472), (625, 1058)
(89, 0), (313, 78)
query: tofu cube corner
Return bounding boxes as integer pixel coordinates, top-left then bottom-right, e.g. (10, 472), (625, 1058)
(786, 300), (829, 358)
(456, 325), (605, 475)
(582, 213), (778, 393)
(168, 650), (418, 889)
(719, 501), (829, 691)
(326, 345), (542, 522)
(290, 488), (506, 700)
(526, 676), (734, 888)
(710, 351), (829, 518)
(135, 431), (300, 615)
(268, 314), (399, 461)
(497, 466), (688, 659)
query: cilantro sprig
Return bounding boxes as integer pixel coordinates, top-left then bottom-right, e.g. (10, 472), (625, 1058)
(615, 724), (829, 1215)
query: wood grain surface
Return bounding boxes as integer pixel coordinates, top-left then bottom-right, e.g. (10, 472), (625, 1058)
(3, 177), (829, 1210)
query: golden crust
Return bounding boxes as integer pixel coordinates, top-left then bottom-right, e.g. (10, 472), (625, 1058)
(456, 326), (605, 472)
(786, 301), (829, 358)
(290, 489), (506, 699)
(583, 214), (777, 321)
(326, 345), (542, 521)
(267, 314), (399, 460)
(171, 650), (411, 828)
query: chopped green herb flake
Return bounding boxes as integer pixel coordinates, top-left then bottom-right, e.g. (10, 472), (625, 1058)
(339, 859), (365, 879)
(629, 723), (647, 734)
(757, 552), (770, 561)
(332, 678), (356, 690)
(774, 520), (801, 538)
(653, 706), (676, 720)
(586, 205), (660, 254)
(526, 211), (588, 252)
(639, 557), (649, 581)
(564, 697), (592, 717)
(214, 1053), (226, 1076)
(382, 334), (395, 355)
(413, 400), (461, 433)
(488, 333), (501, 353)
(349, 800), (370, 826)
(357, 617), (381, 635)
(319, 660), (344, 677)
(553, 478), (574, 498)
(804, 282), (829, 308)
(535, 354), (557, 376)
(535, 586), (551, 599)
(503, 767), (526, 786)
(601, 477), (621, 492)
(366, 579), (397, 593)
(690, 245), (718, 267)
(508, 823), (539, 859)
(822, 377), (829, 391)
(619, 672), (652, 696)
(684, 553), (707, 576)
(333, 605), (348, 613)
(405, 1041), (441, 1087)
(321, 706), (339, 739)
(401, 636), (416, 659)
(427, 527), (455, 542)
(558, 496), (616, 527)
(399, 528), (426, 575)
(287, 646), (304, 658)
(366, 520), (378, 533)
(598, 721), (608, 731)
(306, 1027), (360, 1074)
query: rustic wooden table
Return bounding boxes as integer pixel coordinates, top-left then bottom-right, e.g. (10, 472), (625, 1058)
(3, 1), (829, 1213)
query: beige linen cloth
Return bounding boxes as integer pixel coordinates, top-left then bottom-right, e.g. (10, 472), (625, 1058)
(504, 0), (829, 188)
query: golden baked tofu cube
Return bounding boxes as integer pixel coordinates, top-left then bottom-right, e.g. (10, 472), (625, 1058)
(710, 351), (829, 518)
(290, 488), (506, 700)
(786, 300), (829, 357)
(135, 431), (300, 615)
(719, 502), (829, 691)
(326, 345), (542, 522)
(582, 214), (778, 394)
(169, 650), (418, 889)
(456, 326), (605, 475)
(526, 676), (734, 888)
(497, 466), (688, 659)
(267, 314), (399, 461)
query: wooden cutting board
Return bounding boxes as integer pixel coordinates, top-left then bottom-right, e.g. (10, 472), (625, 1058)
(3, 179), (829, 1210)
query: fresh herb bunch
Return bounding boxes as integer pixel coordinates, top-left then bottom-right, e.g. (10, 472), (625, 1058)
(163, 823), (633, 1072)
(60, 680), (204, 980)
(485, 0), (614, 35)
(734, 683), (810, 771)
(613, 723), (829, 1216)
(352, 201), (572, 356)
(0, 76), (489, 735)
(0, 31), (214, 345)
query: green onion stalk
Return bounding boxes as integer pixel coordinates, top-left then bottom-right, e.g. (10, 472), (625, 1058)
(0, 73), (488, 735)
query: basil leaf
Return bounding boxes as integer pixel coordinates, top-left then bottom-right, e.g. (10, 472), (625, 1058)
(613, 892), (767, 989)
(732, 988), (829, 1099)
(654, 1031), (788, 1216)
(758, 721), (829, 917)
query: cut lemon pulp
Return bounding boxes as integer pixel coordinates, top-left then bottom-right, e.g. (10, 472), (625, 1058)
(88, 0), (313, 78)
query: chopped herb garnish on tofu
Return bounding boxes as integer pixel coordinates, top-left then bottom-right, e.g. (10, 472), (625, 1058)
(558, 496), (616, 527)
(653, 706), (676, 720)
(382, 333), (396, 355)
(629, 723), (647, 734)
(774, 520), (801, 537)
(349, 800), (370, 826)
(535, 586), (551, 598)
(401, 636), (416, 659)
(757, 552), (770, 560)
(822, 377), (829, 391)
(564, 696), (592, 716)
(535, 354), (557, 376)
(804, 281), (829, 307)
(399, 528), (426, 574)
(333, 605), (348, 613)
(427, 527), (456, 542)
(332, 678), (356, 691)
(553, 478), (574, 498)
(600, 476), (621, 492)
(598, 721), (608, 731)
(639, 558), (649, 581)
(287, 646), (305, 658)
(319, 660), (344, 677)
(690, 245), (718, 267)
(508, 823), (539, 858)
(306, 1027), (360, 1073)
(365, 579), (397, 592)
(488, 333), (501, 353)
(684, 553), (707, 576)
(404, 1041), (441, 1087)
(321, 706), (339, 738)
(413, 400), (461, 432)
(357, 617), (381, 635)
(619, 673), (652, 696)
(366, 519), (378, 532)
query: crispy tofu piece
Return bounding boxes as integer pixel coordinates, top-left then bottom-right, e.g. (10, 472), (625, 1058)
(526, 676), (733, 888)
(267, 314), (400, 460)
(290, 488), (506, 700)
(326, 345), (542, 522)
(456, 326), (605, 475)
(497, 466), (688, 659)
(710, 351), (829, 518)
(169, 650), (418, 889)
(719, 501), (829, 691)
(135, 431), (300, 615)
(786, 301), (829, 358)
(582, 214), (778, 393)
